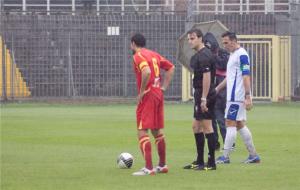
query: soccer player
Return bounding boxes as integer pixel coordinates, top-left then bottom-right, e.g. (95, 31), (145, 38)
(183, 28), (217, 171)
(130, 33), (175, 175)
(215, 31), (260, 164)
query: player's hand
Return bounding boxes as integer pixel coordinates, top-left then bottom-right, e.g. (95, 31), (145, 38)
(215, 87), (219, 94)
(160, 87), (166, 93)
(243, 98), (253, 111)
(137, 89), (150, 104)
(200, 101), (208, 112)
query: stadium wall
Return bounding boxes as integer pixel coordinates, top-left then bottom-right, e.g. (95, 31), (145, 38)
(1, 13), (295, 101)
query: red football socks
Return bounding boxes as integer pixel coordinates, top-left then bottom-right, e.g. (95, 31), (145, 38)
(155, 134), (166, 167)
(139, 135), (153, 170)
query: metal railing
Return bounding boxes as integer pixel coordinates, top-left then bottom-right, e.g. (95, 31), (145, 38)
(3, 0), (177, 15)
(3, 0), (298, 15)
(194, 0), (298, 15)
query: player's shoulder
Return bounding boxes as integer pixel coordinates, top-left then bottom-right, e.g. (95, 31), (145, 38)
(198, 47), (215, 62)
(147, 49), (161, 57)
(147, 49), (164, 61)
(237, 47), (249, 56)
(204, 47), (214, 55)
(140, 48), (159, 57)
(200, 47), (214, 57)
(142, 48), (156, 54)
(134, 49), (149, 59)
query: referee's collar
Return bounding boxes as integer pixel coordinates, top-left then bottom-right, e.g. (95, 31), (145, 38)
(195, 46), (206, 53)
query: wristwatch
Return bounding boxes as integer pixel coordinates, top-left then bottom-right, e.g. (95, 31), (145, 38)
(201, 98), (207, 102)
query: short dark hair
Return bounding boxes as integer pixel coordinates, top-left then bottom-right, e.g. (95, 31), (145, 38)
(222, 31), (237, 42)
(187, 28), (204, 42)
(131, 33), (146, 47)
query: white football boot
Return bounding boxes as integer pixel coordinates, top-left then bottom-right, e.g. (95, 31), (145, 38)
(132, 167), (156, 175)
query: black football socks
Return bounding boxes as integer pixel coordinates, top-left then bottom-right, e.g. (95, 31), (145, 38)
(205, 133), (216, 166)
(194, 132), (205, 165)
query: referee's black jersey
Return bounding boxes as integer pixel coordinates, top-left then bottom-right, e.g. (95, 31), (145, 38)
(190, 47), (216, 92)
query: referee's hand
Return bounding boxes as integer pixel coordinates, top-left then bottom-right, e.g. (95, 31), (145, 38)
(200, 101), (208, 112)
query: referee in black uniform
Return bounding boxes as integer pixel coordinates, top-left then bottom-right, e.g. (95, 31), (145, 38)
(183, 28), (217, 170)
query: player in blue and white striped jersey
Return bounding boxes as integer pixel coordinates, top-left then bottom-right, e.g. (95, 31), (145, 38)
(215, 31), (260, 164)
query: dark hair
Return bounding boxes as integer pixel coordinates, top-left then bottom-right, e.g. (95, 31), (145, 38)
(222, 31), (237, 42)
(187, 28), (204, 42)
(131, 33), (146, 47)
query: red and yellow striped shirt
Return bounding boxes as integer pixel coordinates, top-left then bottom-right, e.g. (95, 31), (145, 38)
(133, 48), (174, 94)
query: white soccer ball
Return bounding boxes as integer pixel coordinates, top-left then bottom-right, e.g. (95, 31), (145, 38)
(117, 152), (134, 169)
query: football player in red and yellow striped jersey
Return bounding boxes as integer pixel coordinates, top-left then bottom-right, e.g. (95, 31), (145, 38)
(131, 33), (175, 175)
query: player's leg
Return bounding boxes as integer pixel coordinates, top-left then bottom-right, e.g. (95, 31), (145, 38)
(151, 129), (168, 173)
(137, 129), (154, 169)
(133, 97), (155, 175)
(223, 119), (237, 157)
(184, 88), (206, 170)
(215, 102), (239, 163)
(201, 119), (216, 170)
(215, 120), (237, 163)
(132, 129), (155, 175)
(183, 118), (205, 170)
(216, 102), (240, 163)
(196, 91), (217, 170)
(223, 102), (241, 158)
(193, 119), (206, 170)
(153, 89), (168, 172)
(237, 121), (260, 163)
(151, 129), (165, 167)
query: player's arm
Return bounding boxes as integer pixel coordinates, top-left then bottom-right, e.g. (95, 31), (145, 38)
(200, 55), (212, 113)
(138, 68), (151, 104)
(216, 77), (227, 94)
(134, 53), (151, 103)
(161, 67), (175, 93)
(240, 54), (253, 110)
(243, 75), (252, 110)
(201, 72), (210, 112)
(159, 56), (175, 93)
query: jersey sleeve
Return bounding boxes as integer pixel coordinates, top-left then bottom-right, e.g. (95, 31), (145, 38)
(159, 56), (175, 72)
(133, 52), (150, 72)
(239, 53), (250, 75)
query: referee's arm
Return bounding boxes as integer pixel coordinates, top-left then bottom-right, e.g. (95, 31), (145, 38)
(202, 72), (210, 99)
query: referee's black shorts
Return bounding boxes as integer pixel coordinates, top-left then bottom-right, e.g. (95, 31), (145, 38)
(193, 88), (216, 120)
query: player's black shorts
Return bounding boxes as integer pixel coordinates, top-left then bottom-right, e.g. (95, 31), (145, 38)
(194, 88), (216, 120)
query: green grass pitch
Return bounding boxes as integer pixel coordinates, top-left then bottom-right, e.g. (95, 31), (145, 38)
(1, 103), (300, 190)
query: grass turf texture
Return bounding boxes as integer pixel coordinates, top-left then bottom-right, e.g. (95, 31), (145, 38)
(1, 103), (299, 190)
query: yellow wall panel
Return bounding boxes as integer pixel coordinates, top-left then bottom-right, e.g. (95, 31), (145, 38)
(0, 37), (31, 98)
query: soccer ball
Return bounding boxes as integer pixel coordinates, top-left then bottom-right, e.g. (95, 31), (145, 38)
(117, 153), (134, 169)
